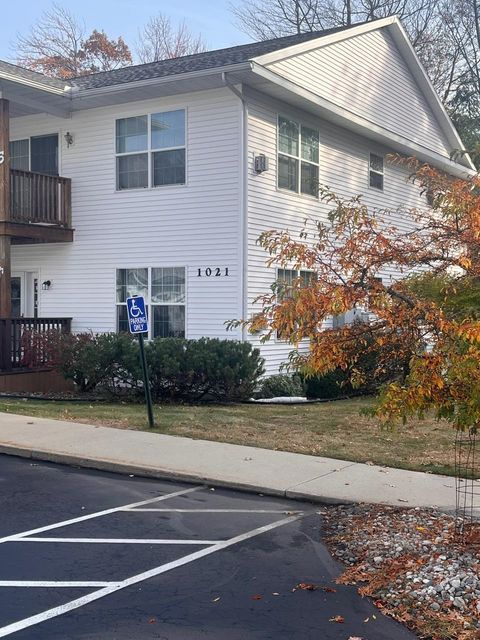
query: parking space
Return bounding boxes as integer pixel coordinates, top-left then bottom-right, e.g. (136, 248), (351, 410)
(0, 455), (416, 639)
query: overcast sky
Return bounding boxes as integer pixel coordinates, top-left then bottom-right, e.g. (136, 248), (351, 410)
(0, 0), (251, 63)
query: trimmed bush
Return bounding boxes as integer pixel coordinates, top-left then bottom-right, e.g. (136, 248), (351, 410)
(303, 370), (352, 400)
(50, 333), (264, 401)
(256, 374), (305, 399)
(146, 337), (264, 402)
(54, 332), (141, 394)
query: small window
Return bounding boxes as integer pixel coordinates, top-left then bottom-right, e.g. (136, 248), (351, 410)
(278, 116), (319, 196)
(115, 110), (186, 190)
(369, 153), (384, 190)
(116, 267), (186, 339)
(9, 139), (30, 171)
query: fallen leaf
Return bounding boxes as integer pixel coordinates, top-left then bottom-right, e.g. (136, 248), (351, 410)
(148, 618), (156, 624)
(251, 594), (263, 600)
(398, 499), (409, 503)
(293, 582), (318, 591)
(329, 615), (345, 623)
(272, 592), (280, 596)
(321, 586), (337, 593)
(212, 597), (221, 603)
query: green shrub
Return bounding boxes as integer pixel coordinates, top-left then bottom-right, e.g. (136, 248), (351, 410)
(146, 337), (265, 402)
(54, 332), (141, 394)
(303, 369), (352, 399)
(256, 374), (305, 399)
(302, 336), (408, 399)
(52, 333), (264, 402)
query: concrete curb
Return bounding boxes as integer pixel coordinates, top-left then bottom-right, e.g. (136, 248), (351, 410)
(0, 412), (463, 511)
(0, 443), (349, 504)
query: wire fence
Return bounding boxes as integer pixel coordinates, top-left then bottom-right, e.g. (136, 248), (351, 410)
(455, 428), (480, 546)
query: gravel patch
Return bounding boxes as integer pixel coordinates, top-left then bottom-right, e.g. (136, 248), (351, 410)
(323, 504), (480, 639)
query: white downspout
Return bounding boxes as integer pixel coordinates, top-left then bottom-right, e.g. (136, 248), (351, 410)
(222, 73), (249, 341)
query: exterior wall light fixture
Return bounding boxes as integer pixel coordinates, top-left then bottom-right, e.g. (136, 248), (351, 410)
(64, 132), (74, 147)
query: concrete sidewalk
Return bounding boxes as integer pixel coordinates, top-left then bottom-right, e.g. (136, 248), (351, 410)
(0, 411), (460, 510)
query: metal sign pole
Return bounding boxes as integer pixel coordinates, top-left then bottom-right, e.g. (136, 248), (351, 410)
(126, 295), (154, 429)
(138, 333), (154, 428)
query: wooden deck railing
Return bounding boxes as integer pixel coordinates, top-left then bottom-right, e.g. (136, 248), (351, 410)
(9, 169), (72, 227)
(0, 317), (71, 372)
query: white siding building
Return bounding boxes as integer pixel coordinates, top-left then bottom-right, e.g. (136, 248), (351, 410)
(0, 17), (475, 376)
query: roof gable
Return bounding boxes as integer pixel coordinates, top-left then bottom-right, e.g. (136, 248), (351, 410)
(252, 17), (474, 170)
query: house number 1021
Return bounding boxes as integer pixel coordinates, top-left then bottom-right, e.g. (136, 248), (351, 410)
(197, 267), (229, 277)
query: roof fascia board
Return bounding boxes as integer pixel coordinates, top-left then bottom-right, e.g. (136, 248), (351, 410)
(250, 62), (476, 178)
(71, 62), (253, 101)
(252, 16), (397, 66)
(0, 88), (71, 118)
(387, 20), (476, 171)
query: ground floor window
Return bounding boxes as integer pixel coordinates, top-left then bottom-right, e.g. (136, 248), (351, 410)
(116, 267), (186, 339)
(276, 268), (315, 339)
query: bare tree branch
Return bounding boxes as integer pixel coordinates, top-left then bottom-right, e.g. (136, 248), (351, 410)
(136, 14), (207, 63)
(13, 2), (132, 78)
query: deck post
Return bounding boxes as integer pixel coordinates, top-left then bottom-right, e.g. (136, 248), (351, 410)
(0, 97), (11, 318)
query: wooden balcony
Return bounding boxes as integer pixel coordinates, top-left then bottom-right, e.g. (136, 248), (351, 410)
(0, 317), (71, 372)
(0, 169), (73, 244)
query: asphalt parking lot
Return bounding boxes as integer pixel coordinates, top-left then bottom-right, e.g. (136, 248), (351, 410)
(0, 455), (417, 639)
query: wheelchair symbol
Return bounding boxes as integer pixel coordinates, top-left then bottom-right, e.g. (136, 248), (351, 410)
(129, 299), (142, 318)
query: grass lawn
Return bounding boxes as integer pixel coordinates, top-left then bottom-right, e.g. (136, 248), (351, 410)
(0, 396), (457, 476)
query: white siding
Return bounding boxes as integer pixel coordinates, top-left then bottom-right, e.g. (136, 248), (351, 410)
(267, 30), (450, 157)
(10, 88), (243, 340)
(246, 88), (428, 374)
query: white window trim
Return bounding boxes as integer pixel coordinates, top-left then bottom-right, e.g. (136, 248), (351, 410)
(115, 266), (187, 340)
(277, 114), (320, 199)
(369, 152), (384, 191)
(115, 109), (187, 192)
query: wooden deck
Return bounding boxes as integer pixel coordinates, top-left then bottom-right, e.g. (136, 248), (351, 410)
(0, 317), (71, 373)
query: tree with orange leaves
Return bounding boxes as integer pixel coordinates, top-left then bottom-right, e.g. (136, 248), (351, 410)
(14, 4), (132, 79)
(235, 158), (480, 431)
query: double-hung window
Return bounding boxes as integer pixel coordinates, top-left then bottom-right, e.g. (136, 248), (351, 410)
(116, 267), (186, 339)
(278, 116), (319, 197)
(276, 268), (315, 339)
(369, 153), (384, 190)
(277, 268), (315, 298)
(116, 109), (186, 190)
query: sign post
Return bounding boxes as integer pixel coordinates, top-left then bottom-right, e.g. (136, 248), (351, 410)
(126, 296), (154, 428)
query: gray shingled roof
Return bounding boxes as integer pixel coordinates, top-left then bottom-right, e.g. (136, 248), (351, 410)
(0, 60), (67, 90)
(71, 25), (355, 91)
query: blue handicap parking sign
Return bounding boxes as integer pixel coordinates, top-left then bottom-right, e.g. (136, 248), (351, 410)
(126, 296), (149, 334)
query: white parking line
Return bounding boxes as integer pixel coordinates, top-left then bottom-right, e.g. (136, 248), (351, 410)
(0, 582), (116, 588)
(0, 513), (303, 638)
(0, 486), (203, 544)
(124, 508), (302, 514)
(17, 538), (220, 545)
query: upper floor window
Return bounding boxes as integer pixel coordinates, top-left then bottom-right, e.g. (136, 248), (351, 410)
(115, 109), (186, 190)
(116, 267), (186, 339)
(277, 116), (319, 197)
(369, 153), (384, 190)
(9, 134), (59, 176)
